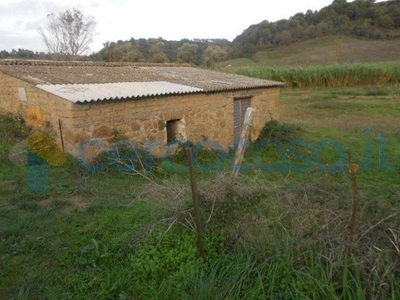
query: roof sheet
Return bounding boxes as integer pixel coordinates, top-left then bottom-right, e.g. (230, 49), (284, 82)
(0, 61), (284, 93)
(37, 81), (203, 103)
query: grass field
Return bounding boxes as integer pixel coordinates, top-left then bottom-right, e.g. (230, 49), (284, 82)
(1, 85), (399, 299)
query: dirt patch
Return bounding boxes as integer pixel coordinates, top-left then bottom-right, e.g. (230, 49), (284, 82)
(68, 195), (91, 211)
(37, 196), (91, 212)
(38, 198), (53, 209)
(0, 180), (18, 192)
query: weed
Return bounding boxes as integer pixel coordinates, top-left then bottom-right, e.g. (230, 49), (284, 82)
(0, 111), (29, 143)
(255, 119), (303, 144)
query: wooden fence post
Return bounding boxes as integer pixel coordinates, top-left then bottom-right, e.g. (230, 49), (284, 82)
(232, 107), (256, 179)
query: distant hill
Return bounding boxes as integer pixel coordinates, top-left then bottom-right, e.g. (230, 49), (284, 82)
(223, 35), (400, 67)
(231, 0), (400, 58)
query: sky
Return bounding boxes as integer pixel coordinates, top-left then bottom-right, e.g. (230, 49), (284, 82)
(0, 0), (364, 53)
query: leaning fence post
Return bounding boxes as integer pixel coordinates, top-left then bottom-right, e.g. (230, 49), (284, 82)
(231, 107), (256, 179)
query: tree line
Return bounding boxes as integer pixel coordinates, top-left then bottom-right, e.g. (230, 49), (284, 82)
(92, 38), (230, 67)
(0, 49), (52, 60)
(0, 38), (231, 68)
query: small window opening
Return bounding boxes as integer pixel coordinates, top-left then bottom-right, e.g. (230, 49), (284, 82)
(166, 119), (186, 143)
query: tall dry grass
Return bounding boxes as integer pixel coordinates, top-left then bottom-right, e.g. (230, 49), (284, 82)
(233, 62), (400, 88)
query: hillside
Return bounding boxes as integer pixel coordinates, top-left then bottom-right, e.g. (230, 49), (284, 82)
(231, 0), (400, 58)
(223, 35), (400, 67)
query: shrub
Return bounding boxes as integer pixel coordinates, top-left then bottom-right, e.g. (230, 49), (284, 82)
(255, 120), (303, 144)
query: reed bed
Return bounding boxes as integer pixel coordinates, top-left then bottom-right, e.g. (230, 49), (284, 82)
(233, 62), (400, 88)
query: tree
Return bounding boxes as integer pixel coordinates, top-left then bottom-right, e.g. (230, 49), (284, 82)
(38, 8), (97, 59)
(121, 49), (144, 62)
(149, 40), (169, 63)
(202, 45), (227, 68)
(0, 50), (10, 59)
(378, 15), (395, 29)
(178, 43), (197, 63)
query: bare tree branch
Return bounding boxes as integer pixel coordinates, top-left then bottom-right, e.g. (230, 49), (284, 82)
(38, 8), (97, 60)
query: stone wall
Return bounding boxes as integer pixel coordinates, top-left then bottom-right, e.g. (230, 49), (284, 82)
(0, 71), (72, 140)
(0, 72), (26, 115)
(63, 87), (280, 157)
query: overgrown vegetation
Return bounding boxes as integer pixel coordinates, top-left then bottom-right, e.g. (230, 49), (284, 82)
(233, 61), (400, 87)
(1, 85), (399, 299)
(0, 111), (29, 143)
(255, 119), (303, 144)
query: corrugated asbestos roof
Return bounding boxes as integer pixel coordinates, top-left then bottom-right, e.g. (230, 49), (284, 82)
(37, 81), (203, 103)
(0, 60), (284, 103)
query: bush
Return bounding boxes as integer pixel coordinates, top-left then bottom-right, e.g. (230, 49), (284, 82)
(255, 120), (303, 144)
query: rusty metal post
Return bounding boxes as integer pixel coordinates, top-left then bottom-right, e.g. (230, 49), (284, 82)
(187, 147), (206, 259)
(347, 148), (359, 258)
(58, 119), (65, 151)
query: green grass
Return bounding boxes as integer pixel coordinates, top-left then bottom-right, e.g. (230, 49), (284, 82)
(222, 57), (257, 68)
(1, 85), (400, 299)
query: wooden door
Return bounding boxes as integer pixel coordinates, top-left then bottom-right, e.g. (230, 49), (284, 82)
(234, 97), (251, 142)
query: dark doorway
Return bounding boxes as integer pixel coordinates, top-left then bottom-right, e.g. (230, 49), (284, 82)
(166, 119), (186, 143)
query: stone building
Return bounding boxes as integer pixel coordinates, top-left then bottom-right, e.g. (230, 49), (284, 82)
(0, 60), (283, 158)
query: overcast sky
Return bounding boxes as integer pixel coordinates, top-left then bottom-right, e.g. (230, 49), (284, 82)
(0, 0), (369, 53)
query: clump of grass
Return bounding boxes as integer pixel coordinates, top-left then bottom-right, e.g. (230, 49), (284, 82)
(365, 87), (389, 96)
(0, 111), (30, 143)
(163, 140), (193, 166)
(255, 119), (303, 144)
(159, 139), (224, 174)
